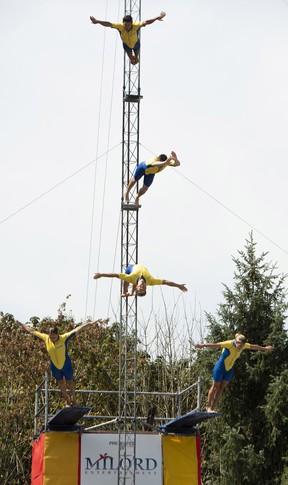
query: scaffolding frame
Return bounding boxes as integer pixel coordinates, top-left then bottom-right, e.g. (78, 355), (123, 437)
(33, 373), (202, 437)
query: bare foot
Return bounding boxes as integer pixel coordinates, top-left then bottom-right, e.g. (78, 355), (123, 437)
(206, 407), (214, 413)
(124, 191), (129, 204)
(134, 196), (140, 207)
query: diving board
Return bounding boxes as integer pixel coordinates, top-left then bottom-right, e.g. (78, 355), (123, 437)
(158, 410), (221, 435)
(47, 406), (91, 431)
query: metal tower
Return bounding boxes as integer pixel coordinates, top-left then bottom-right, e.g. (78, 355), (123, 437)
(118, 1), (142, 483)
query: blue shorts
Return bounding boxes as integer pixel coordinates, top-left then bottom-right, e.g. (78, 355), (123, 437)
(125, 264), (134, 274)
(212, 364), (234, 383)
(134, 162), (155, 187)
(123, 39), (140, 54)
(50, 356), (74, 381)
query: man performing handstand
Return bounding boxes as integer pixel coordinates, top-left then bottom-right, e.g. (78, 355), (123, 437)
(124, 151), (180, 207)
(90, 11), (166, 65)
(15, 319), (105, 406)
(93, 264), (187, 297)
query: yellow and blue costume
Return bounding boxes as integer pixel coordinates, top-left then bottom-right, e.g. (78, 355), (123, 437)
(212, 339), (251, 382)
(111, 22), (143, 53)
(134, 157), (177, 187)
(34, 330), (76, 381)
(119, 264), (163, 286)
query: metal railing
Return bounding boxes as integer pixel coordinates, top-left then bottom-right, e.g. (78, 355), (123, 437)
(34, 373), (202, 437)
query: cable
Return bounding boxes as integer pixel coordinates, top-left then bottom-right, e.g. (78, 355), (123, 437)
(91, 0), (122, 320)
(0, 143), (121, 226)
(139, 142), (288, 256)
(85, 1), (110, 320)
(177, 170), (288, 256)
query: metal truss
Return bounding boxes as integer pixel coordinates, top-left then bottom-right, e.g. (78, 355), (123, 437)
(118, 1), (142, 483)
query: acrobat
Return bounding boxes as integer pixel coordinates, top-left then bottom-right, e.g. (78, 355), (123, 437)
(93, 263), (187, 297)
(124, 151), (180, 207)
(15, 319), (106, 406)
(90, 11), (166, 65)
(195, 333), (274, 413)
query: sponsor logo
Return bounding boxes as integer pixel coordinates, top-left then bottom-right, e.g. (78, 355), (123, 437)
(84, 453), (158, 475)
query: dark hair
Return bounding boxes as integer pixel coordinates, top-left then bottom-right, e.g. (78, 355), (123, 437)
(159, 154), (167, 161)
(49, 327), (58, 335)
(123, 15), (133, 23)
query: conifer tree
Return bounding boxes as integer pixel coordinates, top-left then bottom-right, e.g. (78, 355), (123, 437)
(198, 233), (288, 484)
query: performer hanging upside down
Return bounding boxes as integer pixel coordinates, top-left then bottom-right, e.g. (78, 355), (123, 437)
(195, 333), (274, 413)
(90, 12), (166, 65)
(93, 264), (187, 297)
(124, 151), (180, 207)
(15, 319), (105, 406)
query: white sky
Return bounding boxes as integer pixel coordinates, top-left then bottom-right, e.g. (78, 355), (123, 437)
(1, 0), (288, 337)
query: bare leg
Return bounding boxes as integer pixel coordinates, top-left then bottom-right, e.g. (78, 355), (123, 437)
(133, 49), (140, 64)
(57, 378), (72, 406)
(207, 381), (221, 412)
(124, 177), (137, 204)
(212, 380), (229, 410)
(66, 379), (76, 406)
(135, 185), (148, 207)
(127, 51), (136, 65)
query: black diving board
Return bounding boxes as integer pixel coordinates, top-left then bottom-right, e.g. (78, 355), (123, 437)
(158, 411), (221, 435)
(47, 406), (91, 431)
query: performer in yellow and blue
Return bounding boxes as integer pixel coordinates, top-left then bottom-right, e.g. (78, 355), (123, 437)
(124, 151), (180, 207)
(90, 11), (166, 65)
(195, 333), (274, 412)
(93, 263), (187, 297)
(15, 319), (104, 406)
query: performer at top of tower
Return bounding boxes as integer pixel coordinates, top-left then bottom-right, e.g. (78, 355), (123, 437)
(194, 334), (274, 413)
(93, 264), (187, 297)
(90, 11), (166, 65)
(124, 151), (180, 207)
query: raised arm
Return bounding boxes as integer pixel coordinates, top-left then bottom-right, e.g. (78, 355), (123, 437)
(90, 16), (113, 27)
(249, 344), (274, 352)
(162, 280), (188, 293)
(170, 150), (180, 167)
(15, 320), (36, 335)
(151, 151), (180, 168)
(93, 272), (120, 280)
(194, 343), (222, 349)
(142, 11), (166, 26)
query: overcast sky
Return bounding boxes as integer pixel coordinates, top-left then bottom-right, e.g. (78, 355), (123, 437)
(1, 0), (288, 339)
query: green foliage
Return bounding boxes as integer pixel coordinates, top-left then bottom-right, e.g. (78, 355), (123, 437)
(0, 313), (196, 484)
(1, 233), (287, 484)
(197, 233), (288, 484)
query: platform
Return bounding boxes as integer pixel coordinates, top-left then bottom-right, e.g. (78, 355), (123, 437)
(158, 410), (221, 435)
(46, 406), (91, 431)
(123, 94), (143, 103)
(122, 203), (141, 211)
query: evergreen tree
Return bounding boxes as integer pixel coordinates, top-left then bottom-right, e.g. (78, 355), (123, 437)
(197, 233), (288, 484)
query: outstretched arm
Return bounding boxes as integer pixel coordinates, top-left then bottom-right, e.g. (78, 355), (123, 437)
(249, 344), (274, 352)
(194, 343), (222, 349)
(142, 11), (166, 26)
(15, 320), (36, 335)
(90, 16), (113, 27)
(93, 272), (120, 280)
(73, 319), (109, 335)
(162, 280), (187, 292)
